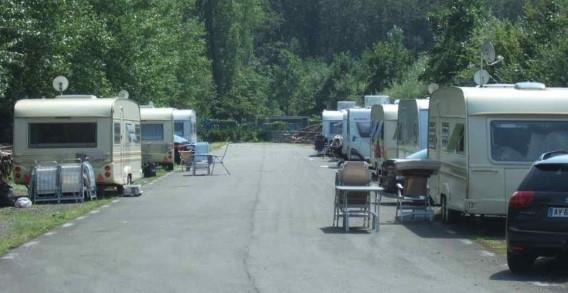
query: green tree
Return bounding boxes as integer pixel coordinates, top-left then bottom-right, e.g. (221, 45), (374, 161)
(422, 0), (487, 85)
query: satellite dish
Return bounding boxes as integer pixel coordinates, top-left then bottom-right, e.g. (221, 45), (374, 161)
(118, 90), (129, 99)
(428, 83), (439, 94)
(474, 69), (491, 85)
(52, 76), (69, 93)
(481, 41), (496, 64)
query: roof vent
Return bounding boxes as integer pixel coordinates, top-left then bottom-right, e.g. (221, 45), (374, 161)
(55, 95), (98, 99)
(514, 82), (546, 90)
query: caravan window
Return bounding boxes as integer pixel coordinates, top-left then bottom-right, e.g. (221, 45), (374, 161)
(126, 123), (140, 144)
(141, 124), (164, 141)
(135, 124), (141, 143)
(29, 123), (97, 148)
(491, 120), (568, 162)
(114, 123), (121, 144)
(355, 122), (371, 138)
(174, 122), (184, 137)
(330, 121), (342, 135)
(428, 122), (437, 150)
(447, 123), (464, 153)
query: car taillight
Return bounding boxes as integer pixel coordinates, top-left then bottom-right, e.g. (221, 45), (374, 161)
(509, 191), (534, 209)
(23, 175), (30, 184)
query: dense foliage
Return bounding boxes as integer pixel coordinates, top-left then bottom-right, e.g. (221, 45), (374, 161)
(1, 0), (567, 141)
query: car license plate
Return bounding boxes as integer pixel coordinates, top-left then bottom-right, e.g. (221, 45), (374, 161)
(548, 207), (568, 217)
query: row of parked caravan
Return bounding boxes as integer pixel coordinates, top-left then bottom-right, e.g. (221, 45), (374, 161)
(321, 82), (568, 221)
(12, 94), (197, 193)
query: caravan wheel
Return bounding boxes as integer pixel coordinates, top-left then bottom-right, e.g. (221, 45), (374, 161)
(441, 195), (459, 224)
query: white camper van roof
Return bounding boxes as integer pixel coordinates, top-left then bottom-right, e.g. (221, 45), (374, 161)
(173, 109), (196, 121)
(14, 96), (140, 120)
(371, 104), (398, 121)
(141, 107), (175, 121)
(432, 86), (568, 117)
(322, 110), (343, 121)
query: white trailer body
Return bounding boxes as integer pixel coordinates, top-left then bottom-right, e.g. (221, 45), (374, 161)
(364, 95), (390, 108)
(396, 99), (429, 158)
(321, 110), (344, 141)
(13, 95), (143, 187)
(343, 108), (372, 161)
(173, 109), (197, 144)
(140, 107), (175, 168)
(428, 85), (568, 216)
(369, 104), (398, 171)
(337, 101), (357, 111)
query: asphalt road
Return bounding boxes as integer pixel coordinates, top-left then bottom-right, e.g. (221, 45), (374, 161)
(0, 143), (567, 292)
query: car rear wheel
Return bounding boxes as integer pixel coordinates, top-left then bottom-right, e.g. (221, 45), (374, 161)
(507, 250), (536, 273)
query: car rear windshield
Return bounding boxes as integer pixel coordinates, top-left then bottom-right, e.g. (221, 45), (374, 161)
(29, 123), (97, 148)
(519, 164), (568, 192)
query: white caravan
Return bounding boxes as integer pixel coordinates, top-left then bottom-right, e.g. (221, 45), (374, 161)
(428, 83), (568, 222)
(13, 95), (143, 189)
(140, 107), (175, 170)
(369, 104), (399, 173)
(364, 95), (390, 108)
(342, 108), (372, 161)
(337, 101), (357, 111)
(321, 110), (344, 141)
(396, 99), (429, 158)
(173, 109), (197, 144)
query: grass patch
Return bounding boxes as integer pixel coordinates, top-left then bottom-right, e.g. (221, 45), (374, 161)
(0, 199), (112, 255)
(210, 142), (228, 151)
(0, 164), (174, 256)
(475, 236), (507, 255)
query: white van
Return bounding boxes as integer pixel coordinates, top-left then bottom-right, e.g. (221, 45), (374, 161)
(321, 110), (343, 141)
(342, 108), (372, 161)
(173, 109), (197, 144)
(12, 95), (143, 189)
(396, 99), (429, 158)
(428, 83), (568, 222)
(369, 104), (399, 173)
(364, 95), (390, 108)
(140, 107), (175, 170)
(337, 101), (357, 111)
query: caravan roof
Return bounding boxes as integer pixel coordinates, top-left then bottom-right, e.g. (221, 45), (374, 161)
(433, 87), (568, 117)
(14, 96), (139, 120)
(173, 109), (196, 121)
(371, 104), (398, 121)
(141, 108), (175, 121)
(322, 110), (343, 121)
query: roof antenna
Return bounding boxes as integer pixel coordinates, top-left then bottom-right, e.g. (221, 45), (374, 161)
(52, 76), (69, 95)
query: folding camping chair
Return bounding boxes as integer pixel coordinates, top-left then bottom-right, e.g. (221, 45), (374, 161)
(179, 150), (193, 172)
(333, 161), (382, 232)
(192, 142), (212, 175)
(393, 159), (440, 223)
(210, 143), (231, 175)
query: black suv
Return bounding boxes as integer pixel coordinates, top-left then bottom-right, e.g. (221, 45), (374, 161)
(507, 151), (568, 273)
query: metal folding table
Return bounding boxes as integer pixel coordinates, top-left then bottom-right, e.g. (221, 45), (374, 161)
(334, 185), (383, 232)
